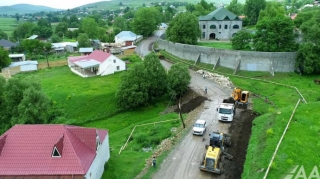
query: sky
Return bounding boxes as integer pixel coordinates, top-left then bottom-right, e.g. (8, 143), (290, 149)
(0, 0), (110, 9)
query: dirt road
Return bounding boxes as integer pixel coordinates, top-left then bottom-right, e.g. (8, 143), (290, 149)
(153, 60), (233, 179)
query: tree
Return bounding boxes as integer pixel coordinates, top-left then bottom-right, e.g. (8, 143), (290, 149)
(113, 17), (128, 31)
(0, 77), (64, 132)
(116, 63), (149, 110)
(51, 34), (61, 43)
(0, 30), (8, 40)
(166, 12), (200, 45)
(12, 22), (35, 40)
(143, 53), (167, 100)
(227, 0), (244, 16)
(15, 13), (20, 21)
(81, 17), (98, 39)
(69, 15), (79, 28)
(32, 18), (53, 38)
(296, 9), (320, 74)
(231, 30), (252, 50)
(0, 47), (11, 68)
(77, 33), (91, 48)
(258, 1), (285, 22)
(167, 64), (191, 98)
(97, 27), (108, 42)
(253, 16), (297, 52)
(297, 43), (320, 74)
(244, 0), (266, 25)
(55, 22), (68, 37)
(132, 7), (162, 37)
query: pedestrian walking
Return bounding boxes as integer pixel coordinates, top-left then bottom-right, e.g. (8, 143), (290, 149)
(152, 157), (157, 168)
(205, 86), (207, 94)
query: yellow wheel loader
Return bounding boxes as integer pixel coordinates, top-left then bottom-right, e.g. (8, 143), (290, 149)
(231, 87), (249, 107)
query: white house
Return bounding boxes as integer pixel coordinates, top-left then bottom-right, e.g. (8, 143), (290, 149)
(9, 54), (25, 62)
(115, 31), (143, 46)
(68, 50), (126, 78)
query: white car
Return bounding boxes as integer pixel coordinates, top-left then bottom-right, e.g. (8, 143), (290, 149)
(193, 119), (207, 136)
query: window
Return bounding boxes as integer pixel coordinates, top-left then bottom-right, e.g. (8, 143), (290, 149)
(219, 25), (221, 29)
(117, 66), (120, 70)
(225, 25), (228, 29)
(52, 147), (61, 157)
(233, 25), (239, 29)
(203, 25), (206, 29)
(113, 59), (116, 63)
(210, 25), (216, 29)
(202, 32), (205, 38)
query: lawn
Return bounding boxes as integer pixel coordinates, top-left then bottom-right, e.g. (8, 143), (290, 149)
(0, 17), (20, 36)
(197, 41), (233, 50)
(161, 50), (320, 179)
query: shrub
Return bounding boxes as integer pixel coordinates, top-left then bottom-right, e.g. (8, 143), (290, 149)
(266, 128), (274, 136)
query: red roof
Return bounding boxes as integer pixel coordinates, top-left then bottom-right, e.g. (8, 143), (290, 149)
(69, 50), (112, 63)
(0, 124), (108, 175)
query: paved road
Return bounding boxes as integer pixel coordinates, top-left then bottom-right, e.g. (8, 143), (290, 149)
(154, 61), (233, 179)
(135, 30), (165, 57)
(136, 32), (233, 179)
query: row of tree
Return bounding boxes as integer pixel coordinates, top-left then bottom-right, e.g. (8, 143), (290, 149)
(116, 53), (191, 110)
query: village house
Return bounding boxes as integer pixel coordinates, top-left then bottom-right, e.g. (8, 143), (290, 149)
(115, 31), (143, 46)
(0, 124), (110, 179)
(0, 39), (17, 50)
(199, 7), (242, 40)
(68, 50), (126, 78)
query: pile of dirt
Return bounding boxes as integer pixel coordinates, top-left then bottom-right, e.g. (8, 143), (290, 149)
(174, 96), (208, 113)
(221, 110), (257, 179)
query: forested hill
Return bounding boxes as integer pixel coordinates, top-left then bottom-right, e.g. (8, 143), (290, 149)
(0, 4), (62, 14)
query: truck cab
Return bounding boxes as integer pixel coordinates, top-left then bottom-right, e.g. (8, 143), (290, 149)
(216, 103), (235, 122)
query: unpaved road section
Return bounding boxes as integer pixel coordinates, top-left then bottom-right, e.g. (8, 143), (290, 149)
(153, 60), (232, 179)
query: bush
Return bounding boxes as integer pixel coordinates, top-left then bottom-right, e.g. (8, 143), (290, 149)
(266, 128), (274, 136)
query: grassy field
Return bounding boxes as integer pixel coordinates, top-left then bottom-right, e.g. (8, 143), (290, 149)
(160, 50), (320, 179)
(197, 41), (233, 50)
(0, 17), (20, 36)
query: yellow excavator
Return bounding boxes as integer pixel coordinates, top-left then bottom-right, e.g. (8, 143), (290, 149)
(231, 87), (249, 107)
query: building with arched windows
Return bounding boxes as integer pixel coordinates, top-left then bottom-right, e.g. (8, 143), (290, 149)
(199, 7), (242, 40)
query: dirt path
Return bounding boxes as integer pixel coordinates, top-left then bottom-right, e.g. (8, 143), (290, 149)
(151, 60), (255, 179)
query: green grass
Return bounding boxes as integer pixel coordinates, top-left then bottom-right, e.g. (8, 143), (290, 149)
(16, 66), (121, 124)
(160, 50), (320, 179)
(0, 17), (20, 36)
(197, 41), (233, 50)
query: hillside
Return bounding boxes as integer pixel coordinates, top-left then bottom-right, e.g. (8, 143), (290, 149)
(75, 0), (246, 11)
(0, 4), (62, 14)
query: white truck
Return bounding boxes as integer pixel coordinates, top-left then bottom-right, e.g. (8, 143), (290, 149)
(192, 119), (207, 135)
(216, 103), (236, 122)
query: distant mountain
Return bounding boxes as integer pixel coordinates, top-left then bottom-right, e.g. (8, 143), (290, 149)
(0, 4), (62, 14)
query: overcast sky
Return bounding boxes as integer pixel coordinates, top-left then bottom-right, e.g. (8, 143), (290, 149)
(0, 0), (110, 9)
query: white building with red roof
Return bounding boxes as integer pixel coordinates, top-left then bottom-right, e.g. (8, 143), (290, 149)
(68, 50), (126, 78)
(0, 124), (110, 179)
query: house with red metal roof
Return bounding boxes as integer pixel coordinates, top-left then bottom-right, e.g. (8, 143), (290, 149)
(67, 50), (126, 78)
(0, 124), (110, 179)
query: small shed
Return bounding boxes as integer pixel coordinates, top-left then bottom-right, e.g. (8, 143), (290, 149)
(9, 54), (26, 62)
(9, 61), (38, 72)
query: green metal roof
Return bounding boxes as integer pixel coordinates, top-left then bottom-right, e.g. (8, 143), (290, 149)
(199, 7), (241, 21)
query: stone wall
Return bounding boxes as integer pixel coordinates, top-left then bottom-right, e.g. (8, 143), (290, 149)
(158, 40), (297, 73)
